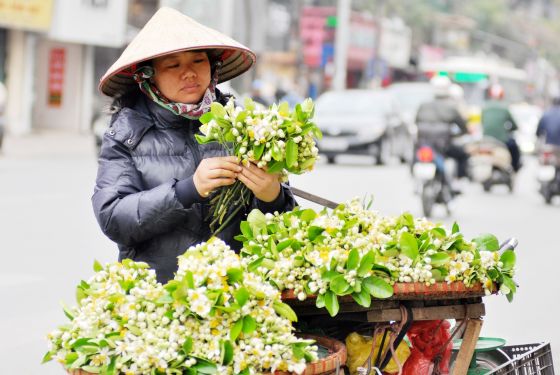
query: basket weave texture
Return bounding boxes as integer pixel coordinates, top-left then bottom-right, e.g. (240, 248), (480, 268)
(66, 334), (347, 375)
(282, 281), (490, 303)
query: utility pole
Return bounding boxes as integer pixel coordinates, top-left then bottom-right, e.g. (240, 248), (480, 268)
(333, 0), (351, 90)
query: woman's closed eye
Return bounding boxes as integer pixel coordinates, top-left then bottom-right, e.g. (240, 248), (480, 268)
(166, 63), (179, 69)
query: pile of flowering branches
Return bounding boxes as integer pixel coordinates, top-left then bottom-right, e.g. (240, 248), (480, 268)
(44, 239), (318, 375)
(236, 199), (517, 317)
(196, 98), (321, 233)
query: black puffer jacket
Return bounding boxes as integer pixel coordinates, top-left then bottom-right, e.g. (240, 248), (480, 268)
(92, 91), (296, 283)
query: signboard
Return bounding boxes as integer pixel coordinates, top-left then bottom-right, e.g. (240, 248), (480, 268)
(48, 48), (65, 107)
(48, 0), (127, 47)
(0, 0), (54, 31)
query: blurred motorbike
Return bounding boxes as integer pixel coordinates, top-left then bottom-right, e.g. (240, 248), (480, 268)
(466, 137), (514, 193)
(412, 123), (459, 217)
(536, 144), (560, 204)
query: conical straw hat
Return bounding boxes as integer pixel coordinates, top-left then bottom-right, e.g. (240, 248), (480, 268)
(99, 7), (256, 97)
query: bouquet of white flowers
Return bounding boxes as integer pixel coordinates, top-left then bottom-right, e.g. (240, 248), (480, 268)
(235, 199), (517, 317)
(196, 98), (321, 233)
(44, 239), (318, 375)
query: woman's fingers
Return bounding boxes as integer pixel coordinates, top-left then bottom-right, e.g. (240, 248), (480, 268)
(207, 156), (242, 172)
(240, 164), (264, 185)
(237, 172), (258, 191)
(207, 168), (238, 180)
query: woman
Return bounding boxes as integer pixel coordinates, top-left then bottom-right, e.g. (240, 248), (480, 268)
(93, 7), (295, 283)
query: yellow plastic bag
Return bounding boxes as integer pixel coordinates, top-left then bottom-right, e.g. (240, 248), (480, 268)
(346, 332), (411, 374)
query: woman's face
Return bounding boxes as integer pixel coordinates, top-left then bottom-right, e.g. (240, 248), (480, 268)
(152, 51), (211, 104)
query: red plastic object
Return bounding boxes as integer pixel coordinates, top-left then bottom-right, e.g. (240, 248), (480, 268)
(402, 320), (453, 375)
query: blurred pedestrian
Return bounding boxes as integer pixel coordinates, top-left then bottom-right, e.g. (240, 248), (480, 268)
(275, 87), (304, 109)
(416, 76), (469, 180)
(536, 96), (560, 147)
(250, 79), (269, 106)
(93, 7), (295, 283)
(481, 84), (521, 171)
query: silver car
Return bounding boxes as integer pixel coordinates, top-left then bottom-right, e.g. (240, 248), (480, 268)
(314, 89), (413, 164)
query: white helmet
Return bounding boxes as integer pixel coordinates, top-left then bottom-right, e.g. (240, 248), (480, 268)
(449, 83), (464, 100)
(430, 75), (452, 98)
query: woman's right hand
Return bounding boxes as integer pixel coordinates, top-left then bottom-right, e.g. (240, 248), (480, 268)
(193, 156), (242, 197)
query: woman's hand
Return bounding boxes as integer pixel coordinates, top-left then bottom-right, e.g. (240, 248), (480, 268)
(193, 156), (242, 197)
(238, 162), (281, 202)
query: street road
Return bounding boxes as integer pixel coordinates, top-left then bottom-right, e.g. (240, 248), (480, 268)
(0, 132), (558, 374)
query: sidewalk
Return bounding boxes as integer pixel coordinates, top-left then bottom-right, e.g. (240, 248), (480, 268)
(1, 129), (96, 160)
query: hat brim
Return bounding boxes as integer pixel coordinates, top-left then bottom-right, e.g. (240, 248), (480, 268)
(100, 46), (255, 97)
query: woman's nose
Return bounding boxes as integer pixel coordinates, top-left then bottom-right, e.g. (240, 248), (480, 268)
(181, 65), (196, 79)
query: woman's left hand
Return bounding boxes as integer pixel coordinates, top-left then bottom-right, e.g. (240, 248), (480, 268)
(237, 162), (281, 202)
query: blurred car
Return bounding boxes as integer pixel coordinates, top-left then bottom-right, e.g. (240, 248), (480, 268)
(509, 102), (542, 154)
(385, 81), (435, 140)
(314, 89), (413, 164)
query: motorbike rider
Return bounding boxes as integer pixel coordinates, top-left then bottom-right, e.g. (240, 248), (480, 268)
(481, 84), (521, 171)
(536, 96), (560, 147)
(415, 76), (470, 181)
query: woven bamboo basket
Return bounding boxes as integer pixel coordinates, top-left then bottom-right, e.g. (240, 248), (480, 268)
(282, 281), (493, 307)
(66, 334), (346, 375)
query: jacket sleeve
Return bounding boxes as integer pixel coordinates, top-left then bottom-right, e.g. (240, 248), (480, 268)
(92, 135), (188, 247)
(254, 182), (296, 214)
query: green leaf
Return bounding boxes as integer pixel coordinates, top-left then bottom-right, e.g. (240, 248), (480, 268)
(192, 357), (218, 374)
(346, 249), (360, 270)
(156, 294), (174, 305)
(452, 222), (460, 234)
(226, 268), (244, 284)
(273, 301), (298, 322)
(182, 337), (193, 354)
(210, 102), (226, 117)
(76, 286), (87, 305)
(315, 293), (325, 308)
(41, 351), (54, 364)
(329, 274), (350, 295)
(286, 139), (298, 168)
(62, 303), (74, 321)
(324, 290), (339, 317)
(277, 239), (294, 252)
(278, 101), (290, 117)
(199, 111), (214, 124)
(362, 276), (394, 299)
(253, 143), (265, 160)
(106, 356), (117, 375)
(400, 232), (419, 261)
(500, 250), (516, 271)
(244, 97), (256, 111)
(267, 160), (285, 173)
(474, 233), (500, 251)
(352, 288), (372, 308)
(321, 270), (340, 282)
(240, 222), (252, 240)
(307, 226), (324, 242)
(70, 337), (92, 349)
(221, 340), (234, 365)
(300, 209), (317, 222)
(247, 257), (264, 272)
(501, 275), (517, 295)
(247, 209), (267, 236)
(242, 315), (257, 334)
(183, 270), (195, 289)
(93, 260), (103, 272)
(234, 287), (250, 307)
(431, 227), (447, 238)
(430, 252), (450, 267)
(230, 319), (243, 341)
(357, 251), (375, 277)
